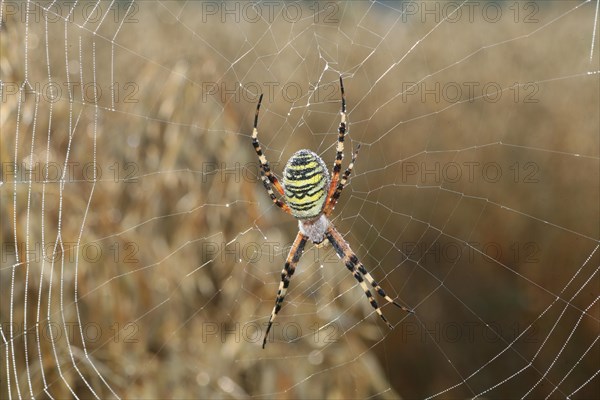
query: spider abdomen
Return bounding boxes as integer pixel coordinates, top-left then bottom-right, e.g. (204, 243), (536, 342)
(283, 149), (330, 219)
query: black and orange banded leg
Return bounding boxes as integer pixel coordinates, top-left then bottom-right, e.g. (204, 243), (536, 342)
(325, 227), (412, 328)
(326, 76), (348, 204)
(324, 144), (360, 215)
(252, 94), (290, 213)
(263, 232), (308, 348)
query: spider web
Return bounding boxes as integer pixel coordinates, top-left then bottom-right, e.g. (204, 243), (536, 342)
(1, 1), (599, 398)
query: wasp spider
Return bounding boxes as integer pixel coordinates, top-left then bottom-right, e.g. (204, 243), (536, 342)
(253, 77), (412, 348)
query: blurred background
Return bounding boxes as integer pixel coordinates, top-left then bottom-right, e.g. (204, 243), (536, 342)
(1, 1), (599, 399)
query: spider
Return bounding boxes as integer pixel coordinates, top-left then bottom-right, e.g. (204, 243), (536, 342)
(253, 77), (412, 348)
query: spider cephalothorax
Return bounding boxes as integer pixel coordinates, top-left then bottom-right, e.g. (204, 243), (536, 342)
(252, 77), (412, 348)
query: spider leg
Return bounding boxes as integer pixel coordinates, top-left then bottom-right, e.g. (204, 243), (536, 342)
(325, 226), (412, 328)
(323, 144), (360, 215)
(263, 232), (308, 348)
(326, 76), (347, 205)
(356, 261), (413, 313)
(252, 94), (291, 213)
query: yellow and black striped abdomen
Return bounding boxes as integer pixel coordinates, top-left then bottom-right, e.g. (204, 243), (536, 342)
(283, 149), (330, 220)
